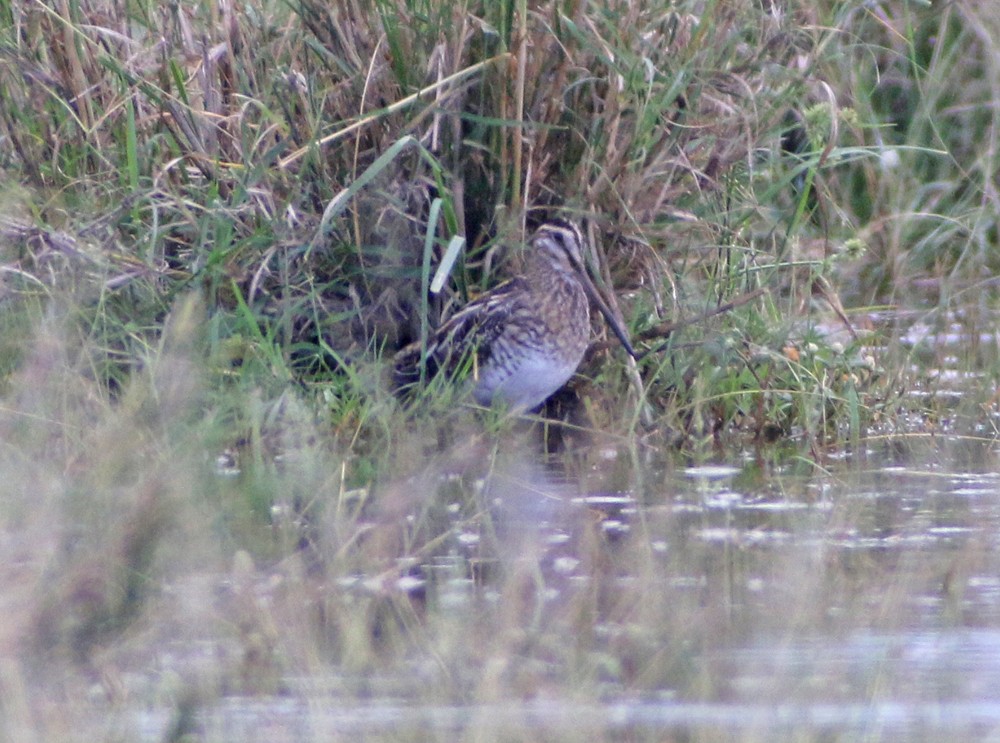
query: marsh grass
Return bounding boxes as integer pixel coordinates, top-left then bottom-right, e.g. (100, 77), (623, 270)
(2, 0), (1000, 739)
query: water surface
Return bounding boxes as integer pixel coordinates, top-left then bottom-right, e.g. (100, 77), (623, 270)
(124, 435), (1000, 742)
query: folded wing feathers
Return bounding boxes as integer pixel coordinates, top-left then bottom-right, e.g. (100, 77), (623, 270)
(392, 278), (523, 390)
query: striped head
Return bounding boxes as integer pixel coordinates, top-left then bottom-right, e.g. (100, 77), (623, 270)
(529, 220), (587, 276)
(530, 218), (639, 360)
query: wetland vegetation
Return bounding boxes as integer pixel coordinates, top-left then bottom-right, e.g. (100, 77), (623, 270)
(2, 0), (1000, 740)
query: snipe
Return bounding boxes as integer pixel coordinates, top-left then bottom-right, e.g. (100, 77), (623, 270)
(393, 221), (635, 412)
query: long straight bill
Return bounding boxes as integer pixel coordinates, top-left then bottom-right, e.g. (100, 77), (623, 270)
(576, 269), (639, 359)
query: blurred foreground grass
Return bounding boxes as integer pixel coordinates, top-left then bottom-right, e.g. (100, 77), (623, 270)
(2, 0), (1000, 739)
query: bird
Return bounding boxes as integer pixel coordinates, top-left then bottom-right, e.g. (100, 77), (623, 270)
(392, 220), (636, 412)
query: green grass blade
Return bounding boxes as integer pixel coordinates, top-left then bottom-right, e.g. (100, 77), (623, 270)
(418, 197), (444, 385)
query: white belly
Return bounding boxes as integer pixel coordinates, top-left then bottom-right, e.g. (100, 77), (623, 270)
(472, 351), (580, 412)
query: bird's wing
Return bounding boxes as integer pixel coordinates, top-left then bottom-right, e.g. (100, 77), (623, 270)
(392, 278), (526, 388)
(434, 278), (523, 357)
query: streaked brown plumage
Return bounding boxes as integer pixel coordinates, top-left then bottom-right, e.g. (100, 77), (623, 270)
(393, 221), (633, 411)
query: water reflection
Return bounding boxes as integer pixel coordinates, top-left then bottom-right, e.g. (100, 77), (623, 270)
(138, 693), (1000, 740)
(128, 435), (1000, 740)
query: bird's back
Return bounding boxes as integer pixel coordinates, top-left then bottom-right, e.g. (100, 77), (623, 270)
(392, 221), (595, 411)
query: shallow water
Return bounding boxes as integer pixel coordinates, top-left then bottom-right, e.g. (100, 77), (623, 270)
(136, 694), (1000, 741)
(119, 435), (1000, 742)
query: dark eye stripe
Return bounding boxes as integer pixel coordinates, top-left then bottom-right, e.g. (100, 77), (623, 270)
(534, 221), (584, 258)
(549, 227), (574, 245)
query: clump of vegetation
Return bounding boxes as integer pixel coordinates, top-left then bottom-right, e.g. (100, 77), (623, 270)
(3, 0), (992, 453)
(1, 0), (999, 738)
